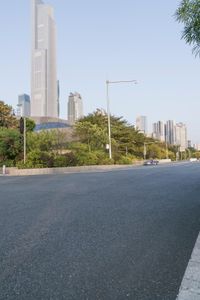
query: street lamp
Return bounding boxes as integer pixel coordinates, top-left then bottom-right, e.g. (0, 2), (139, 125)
(106, 80), (138, 159)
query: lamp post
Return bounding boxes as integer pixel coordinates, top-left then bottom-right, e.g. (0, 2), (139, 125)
(106, 80), (137, 159)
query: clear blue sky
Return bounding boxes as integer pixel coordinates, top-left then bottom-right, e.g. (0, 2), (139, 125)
(0, 0), (199, 143)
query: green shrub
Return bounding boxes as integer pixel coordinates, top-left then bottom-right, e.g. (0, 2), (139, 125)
(17, 150), (54, 169)
(0, 159), (15, 167)
(76, 151), (99, 166)
(116, 155), (133, 165)
(54, 152), (77, 167)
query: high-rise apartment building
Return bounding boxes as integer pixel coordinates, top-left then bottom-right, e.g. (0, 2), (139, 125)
(188, 140), (192, 148)
(152, 121), (165, 141)
(165, 120), (176, 145)
(68, 92), (83, 125)
(175, 122), (187, 151)
(136, 116), (147, 135)
(17, 94), (31, 117)
(152, 119), (188, 149)
(31, 0), (58, 118)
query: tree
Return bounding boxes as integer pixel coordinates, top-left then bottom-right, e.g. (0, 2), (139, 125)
(176, 0), (200, 56)
(27, 130), (57, 152)
(76, 110), (146, 156)
(19, 118), (36, 134)
(75, 120), (108, 152)
(0, 101), (17, 128)
(26, 118), (36, 132)
(0, 128), (22, 165)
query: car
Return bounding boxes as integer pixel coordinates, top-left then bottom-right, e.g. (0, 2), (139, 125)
(143, 160), (159, 166)
(189, 158), (198, 162)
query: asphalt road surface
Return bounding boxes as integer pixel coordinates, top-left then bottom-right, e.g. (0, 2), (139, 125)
(0, 162), (200, 300)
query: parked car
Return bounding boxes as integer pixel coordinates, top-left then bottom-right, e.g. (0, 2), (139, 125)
(143, 160), (159, 166)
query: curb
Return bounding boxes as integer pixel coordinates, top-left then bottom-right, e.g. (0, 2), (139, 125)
(177, 232), (200, 299)
(1, 163), (144, 176)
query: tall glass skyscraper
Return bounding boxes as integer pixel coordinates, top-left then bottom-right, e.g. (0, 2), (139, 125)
(31, 0), (58, 118)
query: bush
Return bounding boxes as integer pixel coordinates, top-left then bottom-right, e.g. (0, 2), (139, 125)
(76, 151), (99, 166)
(54, 152), (77, 167)
(97, 157), (114, 165)
(17, 150), (54, 169)
(0, 128), (22, 163)
(0, 159), (15, 167)
(116, 155), (134, 165)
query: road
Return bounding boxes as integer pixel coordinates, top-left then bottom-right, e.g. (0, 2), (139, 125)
(0, 162), (200, 300)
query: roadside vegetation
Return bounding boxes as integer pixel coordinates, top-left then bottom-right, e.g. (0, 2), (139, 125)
(176, 0), (200, 57)
(0, 101), (198, 169)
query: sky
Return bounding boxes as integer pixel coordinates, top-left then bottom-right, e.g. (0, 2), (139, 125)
(0, 0), (200, 143)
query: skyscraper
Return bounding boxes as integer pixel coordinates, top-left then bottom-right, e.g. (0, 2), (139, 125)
(68, 92), (83, 125)
(31, 0), (58, 118)
(165, 120), (176, 145)
(136, 116), (147, 135)
(17, 94), (31, 117)
(152, 121), (165, 141)
(175, 123), (187, 151)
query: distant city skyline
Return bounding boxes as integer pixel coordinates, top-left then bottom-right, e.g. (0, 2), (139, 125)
(136, 116), (188, 150)
(0, 0), (200, 142)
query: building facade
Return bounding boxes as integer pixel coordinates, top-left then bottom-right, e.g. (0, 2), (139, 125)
(152, 121), (165, 141)
(187, 140), (192, 148)
(68, 92), (83, 125)
(175, 122), (187, 151)
(17, 94), (31, 117)
(165, 120), (176, 145)
(31, 0), (58, 118)
(136, 116), (147, 135)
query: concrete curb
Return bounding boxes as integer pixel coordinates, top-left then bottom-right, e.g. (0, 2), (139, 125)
(0, 159), (174, 176)
(2, 163), (144, 176)
(176, 232), (200, 299)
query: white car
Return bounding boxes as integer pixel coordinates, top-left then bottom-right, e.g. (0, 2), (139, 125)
(189, 158), (198, 162)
